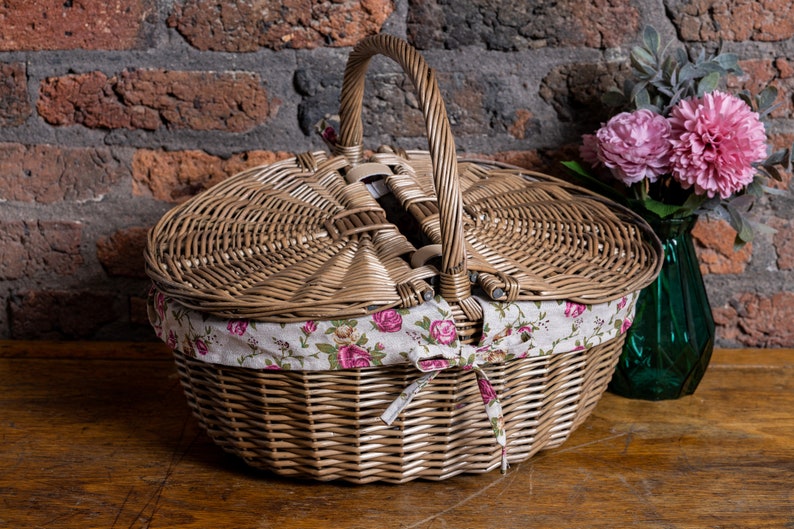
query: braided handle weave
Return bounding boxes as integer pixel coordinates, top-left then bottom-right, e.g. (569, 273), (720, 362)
(335, 34), (470, 305)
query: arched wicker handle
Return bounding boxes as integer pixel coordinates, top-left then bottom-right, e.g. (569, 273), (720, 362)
(335, 34), (470, 304)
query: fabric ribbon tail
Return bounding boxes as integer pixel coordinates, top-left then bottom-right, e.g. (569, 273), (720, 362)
(473, 368), (509, 474)
(380, 371), (439, 425)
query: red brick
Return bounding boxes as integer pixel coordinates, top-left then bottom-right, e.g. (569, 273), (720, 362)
(0, 0), (155, 51)
(10, 290), (119, 340)
(668, 0), (794, 42)
(774, 58), (794, 79)
(691, 218), (753, 275)
(132, 149), (292, 202)
(38, 69), (270, 132)
(493, 150), (546, 171)
(467, 150), (543, 170)
(726, 59), (792, 119)
(168, 0), (394, 52)
(714, 292), (794, 347)
(508, 109), (533, 140)
(0, 63), (31, 126)
(574, 0), (641, 48)
(0, 144), (127, 204)
(97, 227), (150, 278)
(0, 221), (83, 280)
(770, 217), (794, 270)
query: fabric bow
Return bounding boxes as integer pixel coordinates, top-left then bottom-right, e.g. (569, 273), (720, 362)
(380, 340), (513, 473)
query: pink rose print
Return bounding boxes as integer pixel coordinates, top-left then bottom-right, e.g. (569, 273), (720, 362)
(263, 364), (281, 370)
(166, 330), (177, 349)
(195, 338), (209, 356)
(565, 301), (586, 318)
(477, 378), (498, 405)
(337, 344), (372, 368)
(617, 296), (628, 310)
(418, 358), (450, 371)
(156, 291), (166, 320)
(621, 318), (633, 334)
(301, 320), (317, 335)
(429, 320), (457, 345)
(372, 309), (403, 333)
(226, 319), (248, 336)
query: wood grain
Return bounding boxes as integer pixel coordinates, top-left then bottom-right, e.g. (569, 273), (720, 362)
(1, 341), (792, 528)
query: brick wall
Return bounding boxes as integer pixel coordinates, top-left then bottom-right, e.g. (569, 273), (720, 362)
(0, 0), (792, 346)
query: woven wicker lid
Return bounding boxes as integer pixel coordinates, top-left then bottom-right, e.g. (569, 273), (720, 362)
(145, 34), (662, 325)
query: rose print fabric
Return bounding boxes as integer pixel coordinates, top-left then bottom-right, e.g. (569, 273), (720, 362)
(149, 288), (636, 372)
(149, 286), (637, 470)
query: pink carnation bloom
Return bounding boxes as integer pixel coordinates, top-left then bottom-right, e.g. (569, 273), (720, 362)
(668, 91), (767, 199)
(590, 109), (672, 185)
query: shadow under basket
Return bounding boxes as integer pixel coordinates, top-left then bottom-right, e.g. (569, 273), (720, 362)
(172, 336), (624, 484)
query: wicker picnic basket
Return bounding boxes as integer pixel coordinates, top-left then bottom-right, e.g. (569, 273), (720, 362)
(145, 34), (662, 483)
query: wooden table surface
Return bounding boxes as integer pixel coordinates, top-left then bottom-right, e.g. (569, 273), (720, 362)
(1, 341), (792, 529)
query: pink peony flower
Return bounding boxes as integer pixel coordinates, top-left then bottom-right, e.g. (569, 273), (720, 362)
(591, 109), (673, 184)
(429, 320), (458, 345)
(372, 309), (403, 333)
(668, 91), (767, 199)
(337, 344), (372, 368)
(226, 319), (248, 336)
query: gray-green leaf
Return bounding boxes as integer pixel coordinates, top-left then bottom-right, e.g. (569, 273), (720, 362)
(697, 71), (720, 96)
(756, 86), (778, 112)
(643, 25), (660, 54)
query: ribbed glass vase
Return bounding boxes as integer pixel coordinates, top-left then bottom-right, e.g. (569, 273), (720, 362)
(609, 215), (715, 400)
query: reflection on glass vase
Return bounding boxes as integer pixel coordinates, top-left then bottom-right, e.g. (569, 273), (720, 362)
(609, 215), (715, 400)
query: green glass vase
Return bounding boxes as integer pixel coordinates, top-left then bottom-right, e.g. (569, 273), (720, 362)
(609, 215), (715, 400)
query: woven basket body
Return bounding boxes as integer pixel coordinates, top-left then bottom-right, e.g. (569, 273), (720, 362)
(145, 34), (662, 483)
(173, 338), (622, 483)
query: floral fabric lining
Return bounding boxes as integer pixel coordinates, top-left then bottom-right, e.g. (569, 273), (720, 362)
(149, 287), (636, 471)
